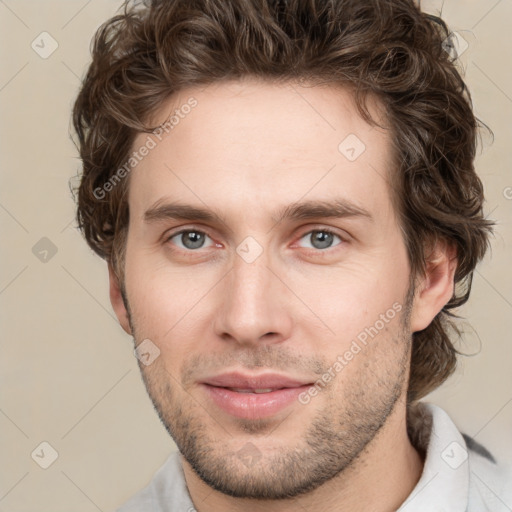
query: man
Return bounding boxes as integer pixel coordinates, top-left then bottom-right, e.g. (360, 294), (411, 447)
(72, 0), (510, 510)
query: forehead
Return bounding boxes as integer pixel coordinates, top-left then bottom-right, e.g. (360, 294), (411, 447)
(128, 79), (394, 221)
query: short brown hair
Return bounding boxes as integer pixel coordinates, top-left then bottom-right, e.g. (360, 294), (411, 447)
(72, 0), (494, 403)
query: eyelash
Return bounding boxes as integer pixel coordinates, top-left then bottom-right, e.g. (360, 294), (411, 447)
(163, 226), (346, 254)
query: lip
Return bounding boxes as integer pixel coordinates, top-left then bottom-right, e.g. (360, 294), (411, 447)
(201, 372), (314, 420)
(202, 371), (311, 390)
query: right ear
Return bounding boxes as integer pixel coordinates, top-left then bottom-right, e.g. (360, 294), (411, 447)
(108, 264), (132, 335)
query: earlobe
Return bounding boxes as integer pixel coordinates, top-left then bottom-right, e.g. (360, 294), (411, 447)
(108, 264), (132, 335)
(410, 240), (458, 333)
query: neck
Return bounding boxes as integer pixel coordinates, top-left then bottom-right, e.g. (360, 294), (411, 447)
(182, 399), (424, 512)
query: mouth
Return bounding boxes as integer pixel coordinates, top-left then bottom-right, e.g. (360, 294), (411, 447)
(223, 388), (282, 393)
(200, 372), (314, 420)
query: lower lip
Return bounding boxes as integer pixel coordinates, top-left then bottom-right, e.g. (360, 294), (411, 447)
(202, 384), (313, 420)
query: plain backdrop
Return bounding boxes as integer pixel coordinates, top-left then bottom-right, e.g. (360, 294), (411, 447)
(1, 1), (511, 511)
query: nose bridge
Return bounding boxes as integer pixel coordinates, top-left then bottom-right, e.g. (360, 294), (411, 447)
(232, 251), (270, 310)
(214, 245), (292, 344)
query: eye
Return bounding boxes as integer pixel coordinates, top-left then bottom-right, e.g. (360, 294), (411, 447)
(167, 229), (215, 250)
(297, 229), (343, 250)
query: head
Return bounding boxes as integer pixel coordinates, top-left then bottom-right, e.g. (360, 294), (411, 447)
(73, 0), (493, 500)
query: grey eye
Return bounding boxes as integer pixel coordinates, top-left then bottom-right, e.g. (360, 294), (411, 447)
(298, 230), (342, 250)
(170, 230), (213, 250)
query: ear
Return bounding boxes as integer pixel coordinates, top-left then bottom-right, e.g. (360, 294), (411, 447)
(108, 263), (132, 335)
(410, 239), (458, 333)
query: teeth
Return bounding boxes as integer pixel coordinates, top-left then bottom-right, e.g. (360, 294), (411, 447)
(230, 388), (275, 394)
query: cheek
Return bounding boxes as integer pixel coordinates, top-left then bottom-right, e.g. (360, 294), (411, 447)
(124, 252), (222, 346)
(125, 275), (197, 373)
(285, 257), (408, 347)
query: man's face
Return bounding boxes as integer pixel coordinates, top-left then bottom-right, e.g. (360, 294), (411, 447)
(118, 79), (414, 498)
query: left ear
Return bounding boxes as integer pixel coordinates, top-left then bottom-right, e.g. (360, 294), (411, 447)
(410, 238), (458, 333)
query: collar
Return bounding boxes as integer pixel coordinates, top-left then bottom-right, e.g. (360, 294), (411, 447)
(399, 402), (469, 511)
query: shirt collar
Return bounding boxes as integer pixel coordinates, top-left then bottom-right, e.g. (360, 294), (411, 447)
(399, 402), (469, 511)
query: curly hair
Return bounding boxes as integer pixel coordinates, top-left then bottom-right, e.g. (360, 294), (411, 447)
(72, 0), (494, 403)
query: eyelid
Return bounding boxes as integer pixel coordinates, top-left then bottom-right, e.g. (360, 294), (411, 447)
(163, 225), (215, 241)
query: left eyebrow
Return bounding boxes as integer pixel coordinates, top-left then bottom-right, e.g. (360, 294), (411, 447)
(272, 198), (373, 224)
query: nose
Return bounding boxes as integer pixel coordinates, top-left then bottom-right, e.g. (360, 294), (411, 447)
(213, 249), (294, 347)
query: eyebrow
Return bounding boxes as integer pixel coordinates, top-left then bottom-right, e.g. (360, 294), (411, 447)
(143, 198), (373, 226)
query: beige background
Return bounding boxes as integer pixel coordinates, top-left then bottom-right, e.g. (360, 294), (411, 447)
(0, 1), (511, 511)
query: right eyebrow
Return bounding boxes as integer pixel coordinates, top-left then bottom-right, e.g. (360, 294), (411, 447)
(143, 202), (227, 225)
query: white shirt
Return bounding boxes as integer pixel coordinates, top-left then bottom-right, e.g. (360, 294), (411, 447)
(116, 403), (512, 511)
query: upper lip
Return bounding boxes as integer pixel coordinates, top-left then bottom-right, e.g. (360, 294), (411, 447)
(202, 372), (312, 390)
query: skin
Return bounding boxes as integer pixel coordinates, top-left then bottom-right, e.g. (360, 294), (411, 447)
(109, 77), (457, 512)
